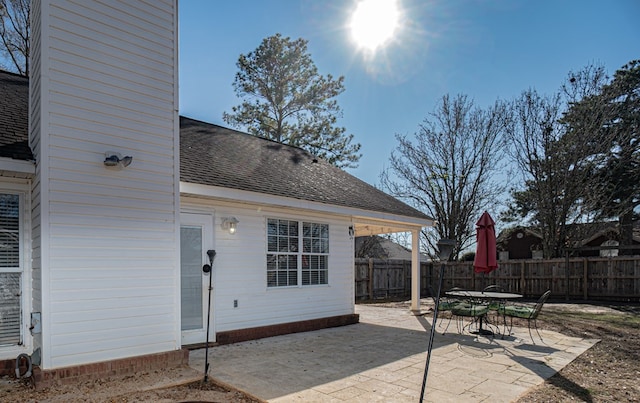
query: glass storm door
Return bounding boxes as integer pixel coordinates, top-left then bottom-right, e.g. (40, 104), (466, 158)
(180, 213), (214, 345)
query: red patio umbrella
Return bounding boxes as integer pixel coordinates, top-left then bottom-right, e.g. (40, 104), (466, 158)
(473, 211), (498, 273)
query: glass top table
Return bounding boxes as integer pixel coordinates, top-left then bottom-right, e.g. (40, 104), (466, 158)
(445, 290), (523, 299)
(444, 291), (523, 335)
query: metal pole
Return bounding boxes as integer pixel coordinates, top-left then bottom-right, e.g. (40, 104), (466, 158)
(203, 250), (216, 382)
(419, 261), (445, 402)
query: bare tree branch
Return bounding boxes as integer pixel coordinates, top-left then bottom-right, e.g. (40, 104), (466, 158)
(381, 94), (511, 260)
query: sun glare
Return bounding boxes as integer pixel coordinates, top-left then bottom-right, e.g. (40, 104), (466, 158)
(350, 0), (399, 52)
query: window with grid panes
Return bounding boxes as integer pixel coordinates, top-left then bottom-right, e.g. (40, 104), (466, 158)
(0, 193), (21, 346)
(267, 218), (329, 287)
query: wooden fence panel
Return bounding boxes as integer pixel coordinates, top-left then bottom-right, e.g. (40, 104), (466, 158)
(355, 256), (640, 301)
(354, 259), (370, 300)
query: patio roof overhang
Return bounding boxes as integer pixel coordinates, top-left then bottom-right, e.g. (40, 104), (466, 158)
(180, 182), (434, 233)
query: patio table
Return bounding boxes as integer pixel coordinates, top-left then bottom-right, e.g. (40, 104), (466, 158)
(445, 290), (522, 335)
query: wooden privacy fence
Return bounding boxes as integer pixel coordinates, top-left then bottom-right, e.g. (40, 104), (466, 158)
(354, 256), (640, 302)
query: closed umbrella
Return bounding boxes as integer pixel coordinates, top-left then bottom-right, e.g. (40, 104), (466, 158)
(473, 211), (498, 273)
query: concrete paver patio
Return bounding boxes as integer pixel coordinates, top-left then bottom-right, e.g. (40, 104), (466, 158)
(189, 304), (598, 402)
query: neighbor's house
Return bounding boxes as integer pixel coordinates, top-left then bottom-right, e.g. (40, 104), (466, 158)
(355, 235), (429, 261)
(0, 0), (433, 384)
(497, 222), (640, 260)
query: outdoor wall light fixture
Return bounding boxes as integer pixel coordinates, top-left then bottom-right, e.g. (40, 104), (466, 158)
(221, 217), (239, 234)
(103, 152), (133, 168)
(348, 225), (354, 238)
(437, 239), (456, 261)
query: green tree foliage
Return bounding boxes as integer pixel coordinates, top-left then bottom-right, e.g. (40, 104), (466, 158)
(564, 60), (640, 251)
(223, 34), (361, 168)
(0, 0), (29, 76)
(381, 94), (511, 260)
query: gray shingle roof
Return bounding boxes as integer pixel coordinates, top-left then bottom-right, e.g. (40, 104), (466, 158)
(180, 116), (432, 221)
(0, 70), (431, 222)
(0, 70), (32, 160)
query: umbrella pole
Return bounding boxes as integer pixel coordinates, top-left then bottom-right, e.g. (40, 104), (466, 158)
(420, 261), (446, 401)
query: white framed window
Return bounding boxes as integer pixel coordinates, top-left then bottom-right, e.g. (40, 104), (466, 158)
(267, 218), (329, 287)
(0, 193), (22, 347)
(600, 240), (619, 257)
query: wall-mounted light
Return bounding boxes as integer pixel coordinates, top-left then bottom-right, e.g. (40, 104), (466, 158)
(348, 225), (354, 238)
(221, 217), (239, 234)
(104, 152), (133, 168)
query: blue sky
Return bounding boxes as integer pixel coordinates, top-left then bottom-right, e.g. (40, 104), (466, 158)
(179, 0), (639, 187)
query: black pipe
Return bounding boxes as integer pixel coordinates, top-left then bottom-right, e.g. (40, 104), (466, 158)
(419, 261), (446, 401)
(202, 249), (216, 382)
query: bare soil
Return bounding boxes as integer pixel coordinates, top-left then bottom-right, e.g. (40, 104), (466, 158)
(515, 301), (640, 402)
(1, 300), (638, 402)
(0, 367), (264, 402)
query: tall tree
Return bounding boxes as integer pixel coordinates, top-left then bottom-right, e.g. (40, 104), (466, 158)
(0, 0), (29, 76)
(223, 33), (361, 168)
(504, 64), (609, 258)
(565, 60), (640, 251)
(381, 94), (511, 260)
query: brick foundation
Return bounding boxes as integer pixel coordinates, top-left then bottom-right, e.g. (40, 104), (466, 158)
(215, 313), (359, 345)
(3, 314), (358, 388)
(1, 356), (29, 377)
(5, 349), (190, 390)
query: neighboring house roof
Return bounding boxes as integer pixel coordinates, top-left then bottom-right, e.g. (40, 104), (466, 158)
(497, 221), (640, 249)
(0, 70), (432, 223)
(355, 235), (429, 261)
(0, 70), (32, 161)
(496, 226), (542, 245)
(180, 116), (432, 221)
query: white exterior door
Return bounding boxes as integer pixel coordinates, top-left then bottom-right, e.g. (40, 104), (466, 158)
(180, 212), (214, 345)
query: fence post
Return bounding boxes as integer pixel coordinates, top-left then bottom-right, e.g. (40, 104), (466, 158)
(520, 261), (526, 296)
(471, 265), (475, 290)
(583, 258), (588, 300)
(368, 258), (374, 299)
(565, 252), (570, 301)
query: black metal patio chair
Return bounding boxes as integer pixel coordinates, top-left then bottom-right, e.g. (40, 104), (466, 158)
(500, 290), (551, 344)
(428, 285), (464, 334)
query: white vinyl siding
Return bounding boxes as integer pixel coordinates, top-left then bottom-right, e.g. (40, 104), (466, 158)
(31, 0), (179, 369)
(182, 197), (355, 334)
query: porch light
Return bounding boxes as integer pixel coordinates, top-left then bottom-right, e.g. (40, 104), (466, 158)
(437, 238), (456, 261)
(221, 217), (239, 234)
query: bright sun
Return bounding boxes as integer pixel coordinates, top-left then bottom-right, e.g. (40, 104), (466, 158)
(350, 0), (399, 52)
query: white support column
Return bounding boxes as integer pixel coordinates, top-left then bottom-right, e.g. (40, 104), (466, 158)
(410, 229), (421, 314)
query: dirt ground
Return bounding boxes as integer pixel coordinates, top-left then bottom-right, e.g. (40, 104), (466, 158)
(515, 301), (640, 402)
(1, 300), (638, 402)
(0, 367), (264, 402)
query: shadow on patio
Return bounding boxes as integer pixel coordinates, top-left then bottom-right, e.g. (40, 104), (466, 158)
(188, 304), (598, 402)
